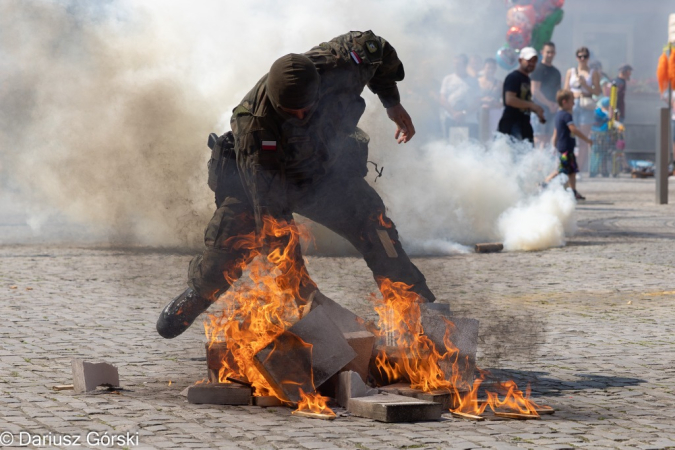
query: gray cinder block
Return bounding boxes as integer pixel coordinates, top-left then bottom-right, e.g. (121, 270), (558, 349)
(288, 305), (357, 389)
(253, 330), (314, 403)
(347, 393), (442, 422)
(308, 291), (368, 334)
(186, 383), (251, 405)
(341, 331), (375, 381)
(71, 359), (120, 394)
(336, 370), (378, 408)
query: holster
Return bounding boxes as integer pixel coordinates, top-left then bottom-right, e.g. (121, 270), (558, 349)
(207, 131), (236, 193)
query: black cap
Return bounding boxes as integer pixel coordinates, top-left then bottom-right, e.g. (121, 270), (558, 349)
(618, 64), (633, 72)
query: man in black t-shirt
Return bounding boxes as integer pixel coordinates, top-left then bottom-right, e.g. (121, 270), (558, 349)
(498, 47), (545, 144)
(530, 42), (561, 148)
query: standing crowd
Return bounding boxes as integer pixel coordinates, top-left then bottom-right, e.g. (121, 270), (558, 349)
(439, 43), (633, 200)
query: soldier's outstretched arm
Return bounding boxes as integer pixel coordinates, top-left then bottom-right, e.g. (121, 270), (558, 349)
(386, 103), (416, 143)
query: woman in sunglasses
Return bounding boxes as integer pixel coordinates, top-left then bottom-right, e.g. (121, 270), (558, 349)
(564, 47), (601, 172)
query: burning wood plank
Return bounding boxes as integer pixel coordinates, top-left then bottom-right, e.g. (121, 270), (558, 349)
(291, 410), (337, 420)
(494, 411), (540, 420)
(450, 410), (485, 421)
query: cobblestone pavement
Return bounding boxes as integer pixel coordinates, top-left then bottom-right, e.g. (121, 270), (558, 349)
(1, 176), (675, 450)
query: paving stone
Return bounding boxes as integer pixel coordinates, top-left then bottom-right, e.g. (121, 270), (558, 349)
(186, 383), (251, 405)
(341, 330), (376, 381)
(347, 393), (443, 423)
(71, 359), (120, 393)
(336, 370), (378, 407)
(287, 304), (357, 388)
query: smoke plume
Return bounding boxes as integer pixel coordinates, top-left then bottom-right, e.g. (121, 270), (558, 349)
(0, 0), (574, 252)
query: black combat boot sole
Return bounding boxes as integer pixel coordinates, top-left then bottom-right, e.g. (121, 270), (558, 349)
(156, 288), (212, 339)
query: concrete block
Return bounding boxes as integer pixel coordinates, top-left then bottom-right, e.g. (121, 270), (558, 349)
(253, 330), (314, 403)
(336, 370), (378, 407)
(250, 395), (284, 407)
(288, 304), (357, 389)
(419, 306), (479, 388)
(347, 393), (442, 422)
(380, 383), (459, 410)
(205, 341), (240, 379)
(186, 383), (251, 405)
(307, 291), (368, 334)
(71, 359), (120, 394)
(341, 331), (375, 381)
(474, 243), (503, 253)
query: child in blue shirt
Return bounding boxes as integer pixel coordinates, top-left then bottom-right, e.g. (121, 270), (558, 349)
(544, 89), (593, 200)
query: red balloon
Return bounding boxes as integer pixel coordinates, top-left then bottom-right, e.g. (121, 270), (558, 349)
(506, 26), (531, 49)
(551, 0), (564, 8)
(507, 5), (537, 31)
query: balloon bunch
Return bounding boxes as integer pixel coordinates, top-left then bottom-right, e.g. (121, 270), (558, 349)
(496, 0), (565, 70)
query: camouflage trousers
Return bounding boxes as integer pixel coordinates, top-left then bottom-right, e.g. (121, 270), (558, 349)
(187, 136), (435, 303)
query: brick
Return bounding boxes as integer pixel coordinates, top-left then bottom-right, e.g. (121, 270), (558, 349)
(347, 393), (442, 422)
(288, 304), (357, 389)
(474, 243), (504, 253)
(341, 330), (375, 381)
(336, 370), (378, 408)
(186, 383), (251, 405)
(253, 330), (314, 403)
(71, 359), (120, 393)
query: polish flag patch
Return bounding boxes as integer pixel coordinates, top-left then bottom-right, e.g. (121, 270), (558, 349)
(261, 140), (277, 151)
(350, 51), (362, 64)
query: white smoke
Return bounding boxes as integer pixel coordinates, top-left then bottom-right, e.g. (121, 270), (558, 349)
(0, 0), (575, 252)
(372, 134), (576, 254)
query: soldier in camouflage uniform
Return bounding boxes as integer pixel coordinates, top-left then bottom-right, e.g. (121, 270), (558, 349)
(157, 30), (436, 339)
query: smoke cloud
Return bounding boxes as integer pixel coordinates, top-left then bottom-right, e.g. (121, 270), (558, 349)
(0, 0), (574, 252)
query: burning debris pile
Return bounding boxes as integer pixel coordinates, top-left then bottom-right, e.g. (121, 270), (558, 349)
(185, 217), (552, 422)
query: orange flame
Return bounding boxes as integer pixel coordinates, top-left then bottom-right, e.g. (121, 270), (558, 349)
(371, 278), (544, 417)
(294, 389), (336, 416)
(377, 212), (393, 229)
(203, 216), (316, 399)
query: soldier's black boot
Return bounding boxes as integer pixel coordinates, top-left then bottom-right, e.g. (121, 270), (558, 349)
(156, 288), (213, 339)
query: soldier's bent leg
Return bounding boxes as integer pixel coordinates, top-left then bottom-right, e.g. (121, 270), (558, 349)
(295, 175), (436, 303)
(157, 197), (257, 339)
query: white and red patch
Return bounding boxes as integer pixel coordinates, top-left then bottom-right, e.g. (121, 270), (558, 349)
(261, 140), (277, 151)
(350, 51), (362, 64)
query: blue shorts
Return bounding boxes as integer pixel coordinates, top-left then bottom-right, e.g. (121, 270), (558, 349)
(573, 99), (595, 126)
(531, 106), (555, 136)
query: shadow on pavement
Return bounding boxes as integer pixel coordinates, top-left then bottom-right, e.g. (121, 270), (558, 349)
(480, 369), (644, 397)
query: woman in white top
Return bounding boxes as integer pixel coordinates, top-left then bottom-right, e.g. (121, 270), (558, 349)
(564, 46), (601, 172)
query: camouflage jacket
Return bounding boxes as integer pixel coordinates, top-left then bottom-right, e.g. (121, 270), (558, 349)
(230, 31), (405, 185)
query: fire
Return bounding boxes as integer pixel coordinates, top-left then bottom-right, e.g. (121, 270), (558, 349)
(372, 278), (458, 392)
(293, 389), (336, 417)
(376, 211), (393, 228)
(371, 278), (545, 417)
(203, 216), (316, 399)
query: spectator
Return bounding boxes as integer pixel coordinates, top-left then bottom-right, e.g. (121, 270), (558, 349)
(613, 64), (632, 121)
(544, 89), (593, 200)
(530, 42), (561, 148)
(564, 46), (601, 172)
(497, 47), (545, 144)
(590, 60), (612, 99)
(478, 58), (503, 135)
(439, 54), (480, 142)
(468, 54), (484, 79)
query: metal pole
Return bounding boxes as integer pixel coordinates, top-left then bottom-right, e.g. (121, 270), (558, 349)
(656, 107), (669, 205)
